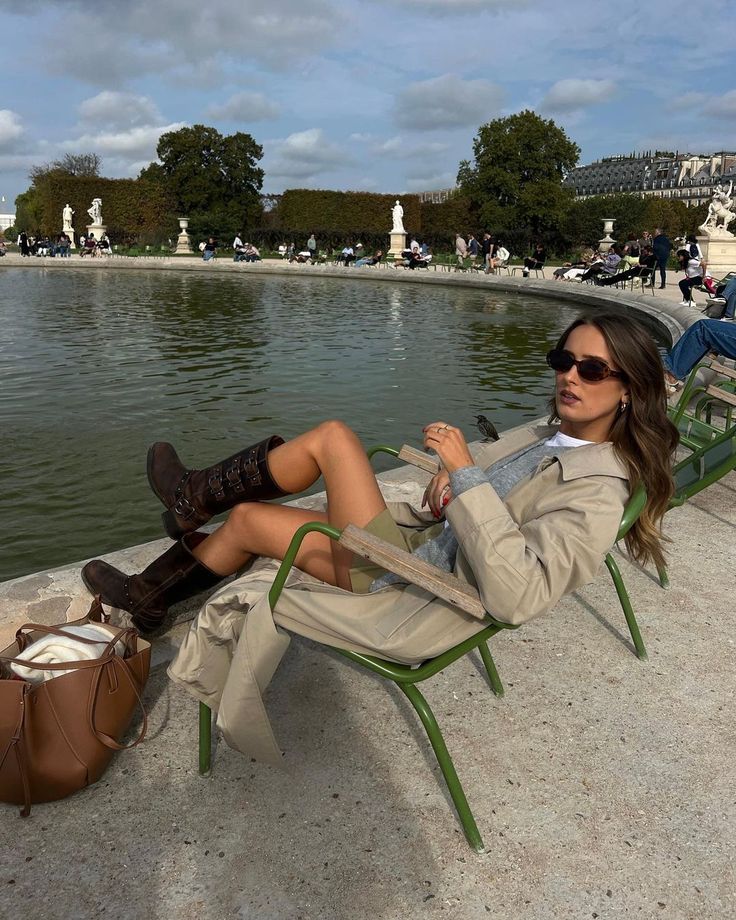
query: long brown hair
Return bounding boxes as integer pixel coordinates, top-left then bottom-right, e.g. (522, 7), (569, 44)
(549, 313), (679, 570)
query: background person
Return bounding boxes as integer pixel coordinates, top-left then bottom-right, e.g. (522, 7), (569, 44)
(522, 243), (546, 276)
(663, 319), (736, 385)
(652, 228), (672, 289)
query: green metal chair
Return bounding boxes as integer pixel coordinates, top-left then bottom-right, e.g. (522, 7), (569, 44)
(198, 513), (516, 853)
(669, 360), (736, 432)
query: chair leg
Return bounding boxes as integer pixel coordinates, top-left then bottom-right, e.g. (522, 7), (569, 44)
(478, 641), (505, 697)
(199, 701), (212, 775)
(399, 683), (484, 853)
(657, 566), (669, 589)
(604, 553), (648, 660)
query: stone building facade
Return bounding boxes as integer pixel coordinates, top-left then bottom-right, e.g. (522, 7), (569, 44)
(564, 152), (736, 207)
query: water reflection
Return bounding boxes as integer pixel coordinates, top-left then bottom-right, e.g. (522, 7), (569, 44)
(0, 267), (650, 579)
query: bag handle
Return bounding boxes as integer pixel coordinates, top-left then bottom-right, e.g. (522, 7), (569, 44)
(1, 626), (139, 672)
(88, 655), (148, 751)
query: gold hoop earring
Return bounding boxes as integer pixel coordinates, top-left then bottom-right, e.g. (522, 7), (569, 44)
(619, 400), (629, 412)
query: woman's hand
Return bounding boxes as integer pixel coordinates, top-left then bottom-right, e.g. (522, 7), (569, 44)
(422, 422), (474, 474)
(422, 469), (452, 518)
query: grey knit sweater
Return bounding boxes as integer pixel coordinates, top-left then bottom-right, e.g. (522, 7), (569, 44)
(369, 439), (577, 592)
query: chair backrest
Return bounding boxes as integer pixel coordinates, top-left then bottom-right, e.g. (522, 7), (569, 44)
(616, 482), (647, 541)
(671, 424), (736, 504)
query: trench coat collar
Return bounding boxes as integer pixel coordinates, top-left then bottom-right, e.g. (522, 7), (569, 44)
(476, 423), (628, 482)
(552, 440), (628, 482)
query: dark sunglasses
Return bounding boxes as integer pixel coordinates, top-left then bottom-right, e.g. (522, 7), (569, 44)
(546, 348), (625, 382)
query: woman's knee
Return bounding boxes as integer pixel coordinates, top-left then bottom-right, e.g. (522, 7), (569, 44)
(313, 418), (360, 448)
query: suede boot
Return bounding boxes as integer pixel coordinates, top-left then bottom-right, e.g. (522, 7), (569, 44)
(147, 435), (287, 539)
(81, 532), (223, 635)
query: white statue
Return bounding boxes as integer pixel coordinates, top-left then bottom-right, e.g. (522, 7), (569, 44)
(87, 198), (103, 225)
(62, 203), (74, 232)
(699, 181), (735, 236)
(391, 199), (405, 234)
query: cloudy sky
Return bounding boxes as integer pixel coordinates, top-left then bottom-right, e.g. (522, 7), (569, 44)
(1, 0), (736, 213)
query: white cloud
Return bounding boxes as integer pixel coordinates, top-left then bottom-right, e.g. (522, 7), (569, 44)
(404, 172), (456, 192)
(59, 122), (186, 159)
(265, 128), (347, 181)
(541, 79), (616, 113)
(207, 91), (280, 122)
(394, 74), (504, 131)
(0, 110), (24, 149)
(36, 0), (344, 84)
(78, 92), (161, 129)
(371, 135), (449, 158)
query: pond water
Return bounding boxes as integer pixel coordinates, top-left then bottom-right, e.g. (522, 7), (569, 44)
(1, 267), (631, 580)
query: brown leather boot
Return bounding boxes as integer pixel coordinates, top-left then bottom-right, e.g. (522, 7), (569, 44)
(147, 435), (287, 539)
(80, 533), (223, 635)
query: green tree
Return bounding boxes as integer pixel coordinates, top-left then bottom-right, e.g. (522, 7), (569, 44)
(14, 188), (44, 232)
(457, 110), (580, 253)
(145, 125), (264, 238)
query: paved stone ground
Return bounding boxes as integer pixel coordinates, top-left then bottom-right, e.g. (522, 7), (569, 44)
(1, 259), (734, 919)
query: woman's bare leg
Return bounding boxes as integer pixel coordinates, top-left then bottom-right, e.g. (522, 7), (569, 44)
(193, 420), (388, 589)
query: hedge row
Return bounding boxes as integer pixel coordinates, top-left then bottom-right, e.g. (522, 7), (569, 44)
(27, 174), (177, 244)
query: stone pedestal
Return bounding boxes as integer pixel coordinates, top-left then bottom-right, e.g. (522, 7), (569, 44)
(86, 223), (107, 243)
(63, 229), (76, 249)
(388, 230), (407, 258)
(698, 233), (736, 278)
(175, 217), (193, 255)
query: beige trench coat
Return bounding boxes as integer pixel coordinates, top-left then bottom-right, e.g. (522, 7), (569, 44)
(168, 424), (629, 765)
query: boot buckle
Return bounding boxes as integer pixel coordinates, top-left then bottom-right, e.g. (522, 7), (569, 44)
(208, 468), (225, 500)
(173, 496), (196, 519)
(226, 465), (245, 493)
(244, 458), (262, 486)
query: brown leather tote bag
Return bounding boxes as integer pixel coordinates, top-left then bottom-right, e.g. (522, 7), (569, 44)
(0, 599), (150, 816)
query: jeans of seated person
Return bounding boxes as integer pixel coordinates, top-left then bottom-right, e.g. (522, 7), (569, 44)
(244, 255), (261, 262)
(663, 319), (736, 380)
(203, 250), (215, 261)
(721, 276), (736, 319)
(679, 275), (702, 302)
(233, 252), (246, 262)
(353, 257), (372, 267)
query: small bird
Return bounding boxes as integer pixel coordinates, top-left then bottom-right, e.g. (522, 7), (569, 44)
(475, 414), (500, 442)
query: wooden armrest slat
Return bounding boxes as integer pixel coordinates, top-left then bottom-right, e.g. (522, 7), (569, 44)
(708, 361), (736, 381)
(339, 524), (486, 620)
(397, 444), (439, 473)
(704, 385), (736, 407)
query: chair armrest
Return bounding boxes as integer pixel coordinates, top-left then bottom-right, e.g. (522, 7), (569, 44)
(338, 523), (487, 620)
(397, 444), (440, 473)
(708, 361), (736, 382)
(704, 385), (736, 408)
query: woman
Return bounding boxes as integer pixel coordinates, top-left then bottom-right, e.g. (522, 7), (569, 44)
(82, 314), (678, 759)
(677, 236), (704, 306)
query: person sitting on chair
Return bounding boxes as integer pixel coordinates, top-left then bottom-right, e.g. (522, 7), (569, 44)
(580, 245), (622, 283)
(522, 243), (546, 276)
(80, 315), (677, 759)
(353, 250), (383, 268)
(595, 245), (656, 286)
(663, 318), (736, 387)
(677, 245), (704, 306)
